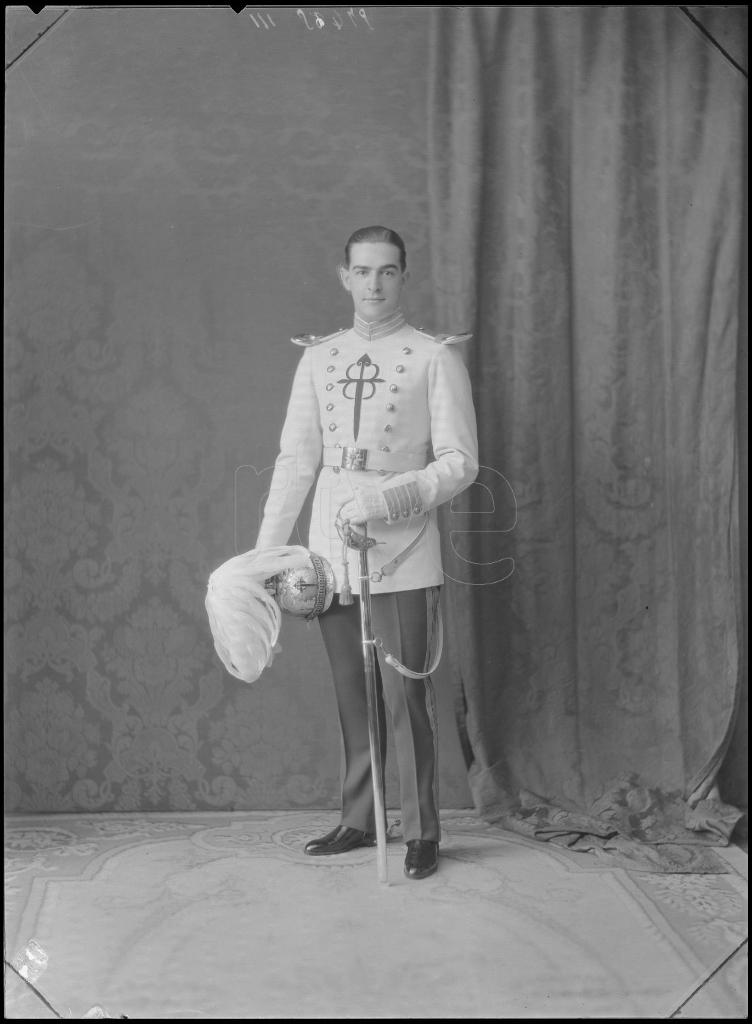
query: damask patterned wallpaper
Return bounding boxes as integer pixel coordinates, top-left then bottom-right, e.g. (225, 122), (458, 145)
(5, 7), (472, 813)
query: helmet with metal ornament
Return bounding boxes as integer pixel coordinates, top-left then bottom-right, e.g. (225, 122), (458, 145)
(205, 545), (335, 684)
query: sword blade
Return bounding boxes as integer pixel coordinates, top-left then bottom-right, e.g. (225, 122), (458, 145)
(358, 541), (389, 884)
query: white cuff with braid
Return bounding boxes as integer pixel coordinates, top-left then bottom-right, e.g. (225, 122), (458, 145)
(338, 480), (424, 526)
(381, 480), (424, 522)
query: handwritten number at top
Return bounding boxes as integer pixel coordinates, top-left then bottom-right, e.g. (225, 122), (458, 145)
(244, 9), (374, 31)
(297, 9), (374, 31)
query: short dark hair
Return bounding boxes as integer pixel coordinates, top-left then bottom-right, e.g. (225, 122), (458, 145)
(344, 226), (407, 271)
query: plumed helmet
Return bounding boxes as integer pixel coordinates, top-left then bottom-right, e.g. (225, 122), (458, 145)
(265, 550), (335, 619)
(205, 546), (335, 684)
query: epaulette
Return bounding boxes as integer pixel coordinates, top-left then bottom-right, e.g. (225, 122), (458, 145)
(291, 327), (348, 347)
(414, 326), (473, 345)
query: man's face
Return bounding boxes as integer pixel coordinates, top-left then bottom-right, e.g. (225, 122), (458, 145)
(339, 242), (408, 322)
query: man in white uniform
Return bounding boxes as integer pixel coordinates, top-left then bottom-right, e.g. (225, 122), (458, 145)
(256, 226), (478, 878)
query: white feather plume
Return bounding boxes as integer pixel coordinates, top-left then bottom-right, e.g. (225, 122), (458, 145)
(205, 546), (315, 684)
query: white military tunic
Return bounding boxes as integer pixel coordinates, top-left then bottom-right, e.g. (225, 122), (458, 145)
(256, 310), (479, 593)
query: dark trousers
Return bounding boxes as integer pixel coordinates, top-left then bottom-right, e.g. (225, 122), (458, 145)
(318, 587), (441, 843)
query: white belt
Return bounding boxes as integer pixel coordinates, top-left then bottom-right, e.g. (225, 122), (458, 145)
(323, 445), (427, 473)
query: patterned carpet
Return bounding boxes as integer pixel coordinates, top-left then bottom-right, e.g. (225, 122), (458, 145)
(4, 811), (747, 1019)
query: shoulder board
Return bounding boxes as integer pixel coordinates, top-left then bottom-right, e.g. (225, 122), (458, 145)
(413, 326), (473, 346)
(291, 327), (348, 347)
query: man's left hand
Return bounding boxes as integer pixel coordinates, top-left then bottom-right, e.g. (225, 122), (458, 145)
(337, 486), (389, 525)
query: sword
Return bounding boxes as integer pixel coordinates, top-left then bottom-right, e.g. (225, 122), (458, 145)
(358, 535), (389, 884)
(340, 518), (389, 884)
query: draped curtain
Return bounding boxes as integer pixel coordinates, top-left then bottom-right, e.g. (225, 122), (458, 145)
(429, 6), (746, 871)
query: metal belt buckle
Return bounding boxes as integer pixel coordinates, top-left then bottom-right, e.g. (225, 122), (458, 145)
(341, 445), (368, 471)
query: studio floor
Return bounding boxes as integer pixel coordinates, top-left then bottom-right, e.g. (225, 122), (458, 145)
(3, 810), (747, 1019)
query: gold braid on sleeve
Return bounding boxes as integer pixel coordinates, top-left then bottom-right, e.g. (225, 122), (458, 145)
(382, 481), (424, 522)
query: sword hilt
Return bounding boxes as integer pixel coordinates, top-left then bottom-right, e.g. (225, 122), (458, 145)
(335, 510), (378, 551)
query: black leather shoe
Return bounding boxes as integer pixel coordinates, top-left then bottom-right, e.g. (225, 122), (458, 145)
(304, 825), (376, 856)
(404, 839), (439, 879)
